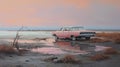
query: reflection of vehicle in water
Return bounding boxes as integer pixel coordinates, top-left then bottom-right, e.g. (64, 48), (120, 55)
(52, 26), (96, 41)
(54, 41), (95, 52)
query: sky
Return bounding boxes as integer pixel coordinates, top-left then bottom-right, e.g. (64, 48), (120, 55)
(0, 0), (120, 29)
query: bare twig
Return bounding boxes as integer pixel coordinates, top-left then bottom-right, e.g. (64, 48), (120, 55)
(12, 26), (23, 52)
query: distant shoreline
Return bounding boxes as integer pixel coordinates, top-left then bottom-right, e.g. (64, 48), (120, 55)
(0, 29), (120, 32)
(7, 30), (57, 31)
(7, 29), (120, 31)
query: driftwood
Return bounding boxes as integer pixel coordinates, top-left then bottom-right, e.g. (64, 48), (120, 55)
(12, 27), (23, 52)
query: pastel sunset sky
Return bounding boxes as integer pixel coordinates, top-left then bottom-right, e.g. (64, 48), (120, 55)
(0, 0), (120, 28)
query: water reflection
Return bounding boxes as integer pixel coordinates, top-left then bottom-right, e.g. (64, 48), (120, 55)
(31, 47), (67, 55)
(54, 41), (110, 52)
(31, 39), (110, 55)
(1, 38), (110, 55)
(54, 41), (95, 52)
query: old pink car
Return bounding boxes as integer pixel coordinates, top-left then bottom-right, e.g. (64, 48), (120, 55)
(52, 26), (96, 41)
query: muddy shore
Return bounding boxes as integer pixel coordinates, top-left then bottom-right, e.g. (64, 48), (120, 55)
(0, 38), (120, 67)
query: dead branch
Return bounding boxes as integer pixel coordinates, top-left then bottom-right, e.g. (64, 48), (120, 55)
(12, 26), (23, 52)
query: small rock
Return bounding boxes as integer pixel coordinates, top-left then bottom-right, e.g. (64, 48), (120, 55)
(9, 55), (13, 57)
(44, 57), (58, 62)
(16, 65), (23, 67)
(25, 60), (30, 62)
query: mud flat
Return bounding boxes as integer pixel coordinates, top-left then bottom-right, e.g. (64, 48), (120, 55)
(0, 37), (120, 67)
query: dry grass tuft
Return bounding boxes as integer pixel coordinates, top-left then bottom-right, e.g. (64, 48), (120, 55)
(96, 33), (120, 44)
(104, 48), (119, 55)
(96, 33), (120, 39)
(114, 38), (120, 44)
(44, 57), (58, 62)
(62, 55), (77, 63)
(56, 55), (81, 64)
(18, 49), (29, 55)
(0, 45), (17, 54)
(89, 54), (110, 61)
(90, 38), (110, 43)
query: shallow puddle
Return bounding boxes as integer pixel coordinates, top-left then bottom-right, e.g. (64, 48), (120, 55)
(31, 47), (88, 55)
(95, 46), (110, 51)
(1, 39), (111, 55)
(31, 41), (110, 55)
(31, 47), (67, 54)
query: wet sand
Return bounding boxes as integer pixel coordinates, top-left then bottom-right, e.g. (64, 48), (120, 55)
(0, 38), (120, 67)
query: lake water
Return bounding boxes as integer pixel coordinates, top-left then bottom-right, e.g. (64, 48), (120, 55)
(0, 31), (53, 39)
(0, 30), (119, 39)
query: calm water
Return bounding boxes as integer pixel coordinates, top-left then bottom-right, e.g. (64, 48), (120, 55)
(0, 31), (53, 39)
(31, 41), (110, 55)
(0, 30), (120, 39)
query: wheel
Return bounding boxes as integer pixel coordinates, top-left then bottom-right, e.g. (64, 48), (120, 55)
(85, 37), (90, 40)
(54, 36), (59, 41)
(71, 36), (76, 41)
